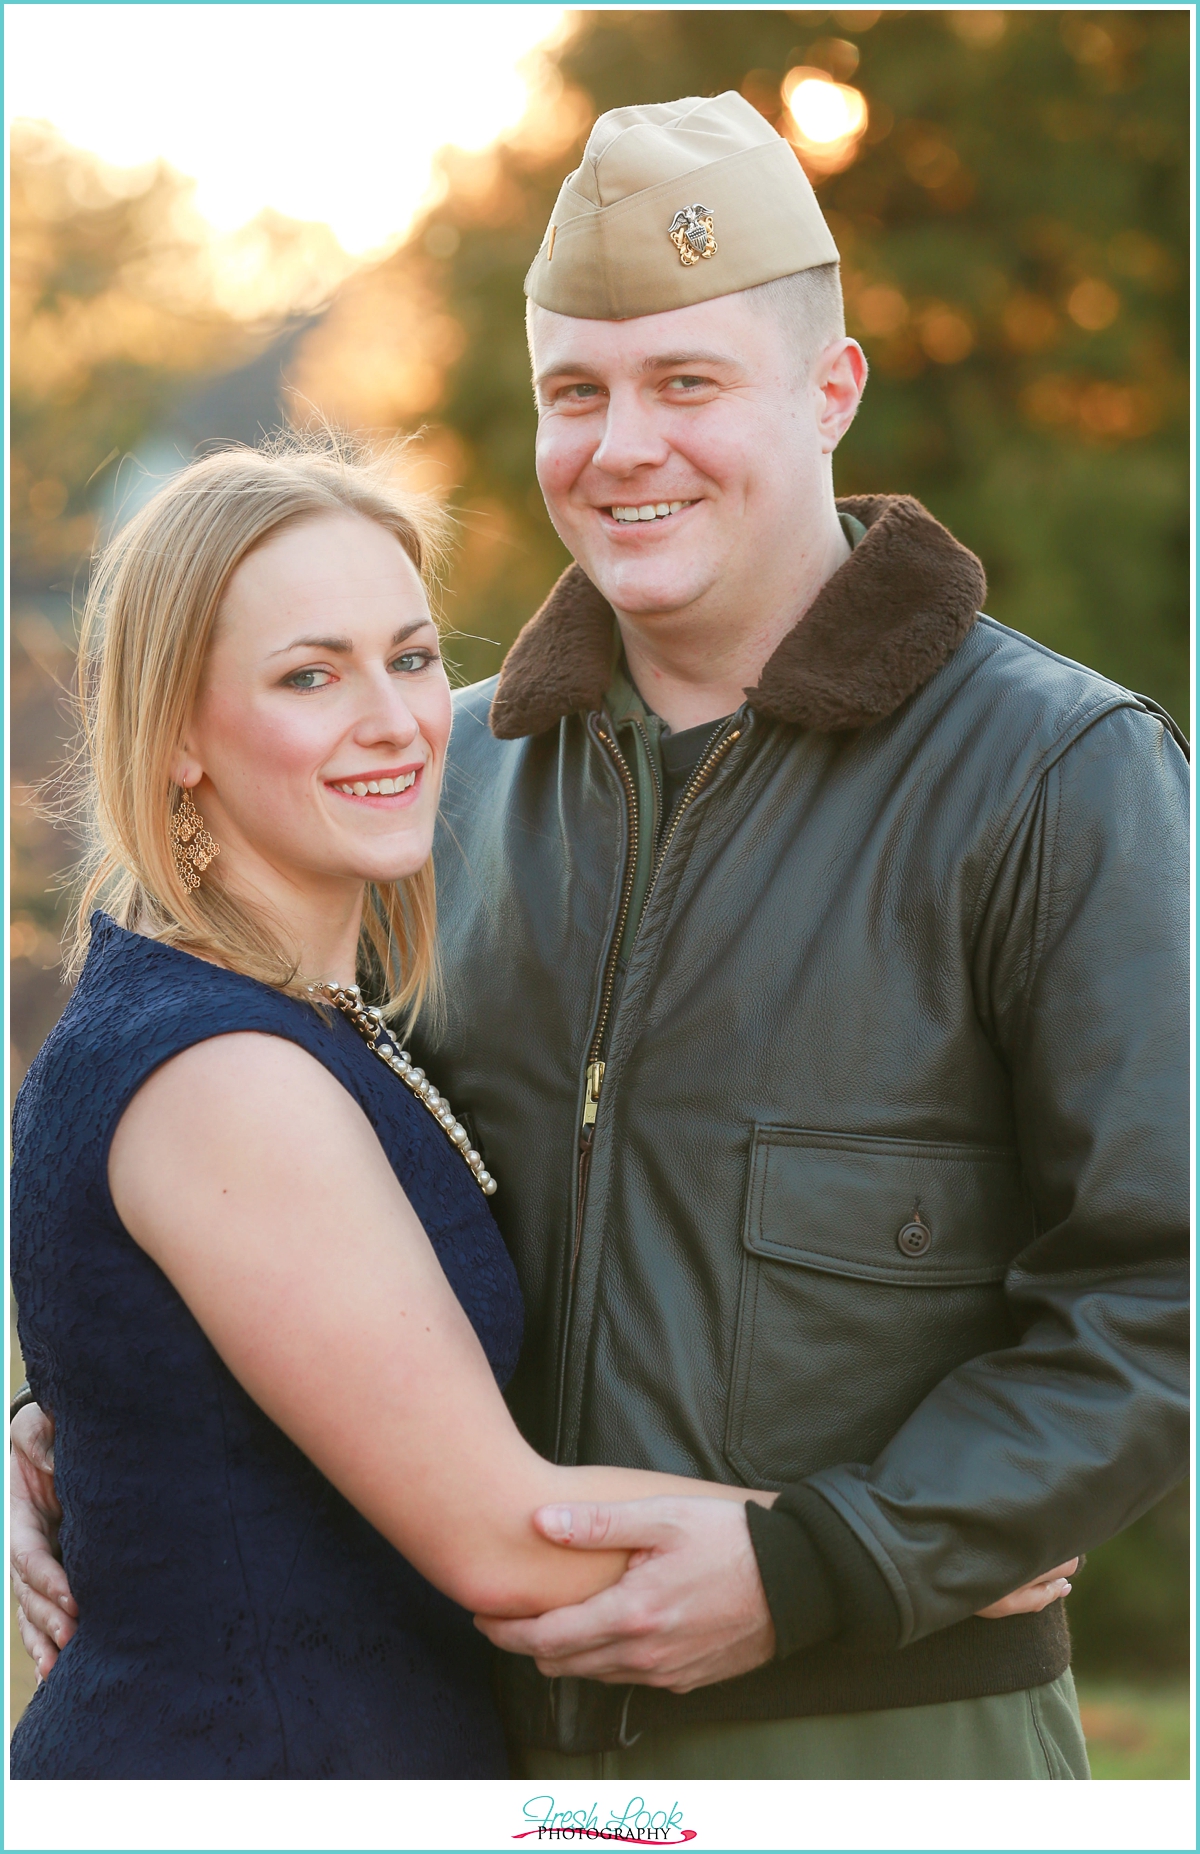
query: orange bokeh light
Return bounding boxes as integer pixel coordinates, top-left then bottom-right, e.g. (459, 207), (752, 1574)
(783, 68), (869, 176)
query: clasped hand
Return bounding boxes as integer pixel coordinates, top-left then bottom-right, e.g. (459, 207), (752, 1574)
(477, 1496), (776, 1692)
(473, 1495), (1078, 1693)
(11, 1407), (1076, 1692)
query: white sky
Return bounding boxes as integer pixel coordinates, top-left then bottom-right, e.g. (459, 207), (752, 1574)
(5, 3), (566, 254)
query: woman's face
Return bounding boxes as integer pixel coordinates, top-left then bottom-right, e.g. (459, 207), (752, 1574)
(181, 511), (452, 903)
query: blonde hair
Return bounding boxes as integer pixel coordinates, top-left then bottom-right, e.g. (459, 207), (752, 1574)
(67, 430), (449, 1029)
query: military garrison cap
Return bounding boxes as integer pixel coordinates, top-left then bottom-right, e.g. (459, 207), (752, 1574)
(525, 90), (840, 321)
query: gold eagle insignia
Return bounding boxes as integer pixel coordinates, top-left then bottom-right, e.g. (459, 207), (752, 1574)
(668, 204), (717, 266)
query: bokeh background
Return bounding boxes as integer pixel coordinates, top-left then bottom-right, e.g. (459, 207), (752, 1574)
(9, 7), (1191, 1774)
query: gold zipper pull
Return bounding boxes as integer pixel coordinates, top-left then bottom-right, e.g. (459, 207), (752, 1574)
(582, 1060), (605, 1128)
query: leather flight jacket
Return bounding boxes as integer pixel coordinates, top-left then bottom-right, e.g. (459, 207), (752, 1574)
(413, 495), (1189, 1753)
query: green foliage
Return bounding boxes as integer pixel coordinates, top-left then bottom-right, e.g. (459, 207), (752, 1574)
(1068, 1481), (1191, 1678)
(421, 9), (1188, 718)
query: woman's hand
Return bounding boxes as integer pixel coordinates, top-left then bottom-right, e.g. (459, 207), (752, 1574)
(10, 1404), (78, 1678)
(975, 1558), (1078, 1618)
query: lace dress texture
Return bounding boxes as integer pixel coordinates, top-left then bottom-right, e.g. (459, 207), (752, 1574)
(10, 914), (524, 1778)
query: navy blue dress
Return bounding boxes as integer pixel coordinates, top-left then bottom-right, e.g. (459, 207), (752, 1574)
(10, 915), (523, 1778)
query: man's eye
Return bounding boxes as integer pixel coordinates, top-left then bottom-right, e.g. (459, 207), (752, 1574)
(284, 668), (333, 691)
(558, 383), (603, 403)
(667, 375), (708, 391)
(391, 649), (436, 674)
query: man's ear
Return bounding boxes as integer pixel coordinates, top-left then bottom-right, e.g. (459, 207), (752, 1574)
(816, 338), (868, 454)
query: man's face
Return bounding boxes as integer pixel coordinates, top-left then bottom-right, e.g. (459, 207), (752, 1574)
(529, 293), (863, 619)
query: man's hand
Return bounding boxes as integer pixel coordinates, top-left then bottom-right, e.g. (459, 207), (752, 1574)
(474, 1496), (775, 1693)
(10, 1404), (77, 1679)
(976, 1559), (1078, 1619)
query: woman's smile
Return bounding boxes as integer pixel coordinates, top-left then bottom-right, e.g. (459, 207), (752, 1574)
(326, 764), (423, 805)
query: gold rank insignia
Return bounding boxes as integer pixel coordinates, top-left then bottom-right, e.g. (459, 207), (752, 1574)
(668, 204), (717, 266)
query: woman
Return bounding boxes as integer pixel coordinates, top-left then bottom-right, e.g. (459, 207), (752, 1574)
(10, 436), (1071, 1779)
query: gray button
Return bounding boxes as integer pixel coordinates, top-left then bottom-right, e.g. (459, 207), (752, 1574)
(897, 1218), (932, 1257)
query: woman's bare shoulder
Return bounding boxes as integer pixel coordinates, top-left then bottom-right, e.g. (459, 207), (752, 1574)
(107, 1026), (391, 1273)
(134, 1025), (345, 1094)
(111, 1030), (369, 1168)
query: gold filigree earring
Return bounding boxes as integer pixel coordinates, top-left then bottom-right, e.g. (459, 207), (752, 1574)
(170, 789), (220, 892)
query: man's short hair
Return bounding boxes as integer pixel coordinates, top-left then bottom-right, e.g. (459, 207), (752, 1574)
(741, 263), (845, 375)
(524, 260), (845, 380)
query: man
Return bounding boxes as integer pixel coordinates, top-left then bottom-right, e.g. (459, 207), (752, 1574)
(12, 93), (1188, 1779)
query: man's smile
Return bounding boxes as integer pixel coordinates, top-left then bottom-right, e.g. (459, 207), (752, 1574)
(597, 499), (701, 535)
(608, 499), (697, 524)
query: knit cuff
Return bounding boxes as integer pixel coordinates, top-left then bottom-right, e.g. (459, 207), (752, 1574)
(747, 1482), (902, 1660)
(745, 1499), (839, 1659)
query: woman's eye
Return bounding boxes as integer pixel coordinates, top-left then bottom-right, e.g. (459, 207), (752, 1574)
(284, 667), (333, 691)
(391, 649), (436, 674)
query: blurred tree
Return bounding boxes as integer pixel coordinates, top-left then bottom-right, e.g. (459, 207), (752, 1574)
(1066, 1481), (1191, 1677)
(9, 123), (252, 602)
(296, 8), (1188, 718)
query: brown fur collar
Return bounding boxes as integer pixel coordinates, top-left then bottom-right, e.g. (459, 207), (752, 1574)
(488, 494), (986, 739)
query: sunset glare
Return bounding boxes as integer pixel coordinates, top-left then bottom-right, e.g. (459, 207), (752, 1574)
(785, 75), (869, 145)
(6, 3), (566, 255)
(782, 67), (869, 177)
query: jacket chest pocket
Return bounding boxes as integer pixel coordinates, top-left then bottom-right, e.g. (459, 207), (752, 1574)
(724, 1126), (1031, 1488)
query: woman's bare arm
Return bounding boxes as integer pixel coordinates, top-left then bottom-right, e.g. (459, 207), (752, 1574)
(108, 1032), (759, 1619)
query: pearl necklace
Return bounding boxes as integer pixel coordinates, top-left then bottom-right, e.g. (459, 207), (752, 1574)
(309, 980), (497, 1196)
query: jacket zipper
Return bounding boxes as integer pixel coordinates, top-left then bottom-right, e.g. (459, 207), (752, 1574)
(582, 724), (640, 1103)
(570, 718), (742, 1273)
(639, 722), (742, 927)
(570, 723), (639, 1273)
(632, 716), (665, 841)
(558, 714), (746, 1461)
